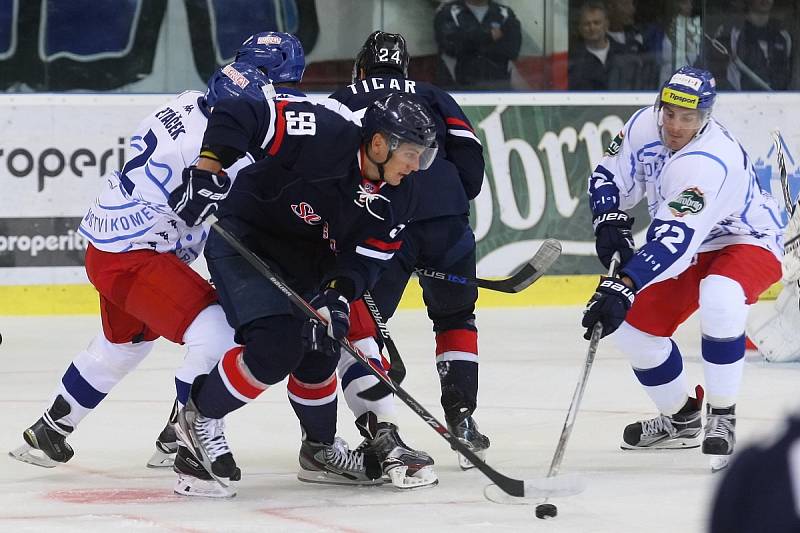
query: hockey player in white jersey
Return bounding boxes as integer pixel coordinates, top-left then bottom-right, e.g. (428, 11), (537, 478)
(581, 66), (782, 472)
(9, 62), (273, 497)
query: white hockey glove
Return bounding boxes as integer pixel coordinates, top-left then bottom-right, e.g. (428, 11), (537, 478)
(782, 203), (800, 281)
(168, 167), (232, 227)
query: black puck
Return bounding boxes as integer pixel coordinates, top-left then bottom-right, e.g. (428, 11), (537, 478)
(535, 503), (558, 519)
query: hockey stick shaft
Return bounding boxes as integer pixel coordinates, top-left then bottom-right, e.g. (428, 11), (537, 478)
(772, 130), (793, 216)
(207, 216), (548, 498)
(544, 254), (620, 482)
(356, 291), (407, 401)
(704, 33), (772, 90)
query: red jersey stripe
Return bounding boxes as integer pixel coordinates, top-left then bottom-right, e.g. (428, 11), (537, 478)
(220, 347), (266, 400)
(267, 100), (290, 156)
(445, 117), (474, 132)
(364, 237), (403, 251)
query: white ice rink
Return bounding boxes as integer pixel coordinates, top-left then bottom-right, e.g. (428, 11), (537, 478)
(1, 304), (796, 532)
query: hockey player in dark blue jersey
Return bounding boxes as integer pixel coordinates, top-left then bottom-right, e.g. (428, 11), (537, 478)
(171, 86), (439, 495)
(329, 31), (489, 470)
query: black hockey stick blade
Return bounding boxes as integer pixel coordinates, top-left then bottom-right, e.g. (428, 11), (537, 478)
(207, 216), (571, 499)
(476, 238), (562, 293)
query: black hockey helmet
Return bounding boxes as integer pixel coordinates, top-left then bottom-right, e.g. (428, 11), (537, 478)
(362, 93), (438, 173)
(351, 31), (410, 83)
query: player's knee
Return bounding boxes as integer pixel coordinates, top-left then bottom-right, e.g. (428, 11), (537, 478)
(614, 321), (672, 368)
(182, 304), (237, 375)
(700, 275), (748, 337)
(82, 333), (154, 378)
(240, 315), (305, 385)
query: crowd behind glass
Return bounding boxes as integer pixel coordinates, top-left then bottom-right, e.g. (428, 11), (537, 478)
(0, 0), (796, 93)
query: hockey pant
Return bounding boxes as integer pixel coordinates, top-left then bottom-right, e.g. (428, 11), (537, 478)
(54, 245), (236, 429)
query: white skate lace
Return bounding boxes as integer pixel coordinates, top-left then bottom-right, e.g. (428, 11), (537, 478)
(641, 415), (677, 438)
(325, 437), (365, 472)
(705, 414), (735, 439)
(195, 415), (230, 460)
(354, 185), (390, 221)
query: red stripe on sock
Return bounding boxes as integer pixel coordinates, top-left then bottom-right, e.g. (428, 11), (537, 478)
(435, 329), (478, 356)
(220, 347), (266, 400)
(287, 373), (337, 400)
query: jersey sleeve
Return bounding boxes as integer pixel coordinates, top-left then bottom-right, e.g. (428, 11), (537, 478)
(433, 90), (485, 200)
(323, 225), (406, 301)
(201, 97), (277, 165)
(587, 107), (650, 216)
(620, 152), (735, 290)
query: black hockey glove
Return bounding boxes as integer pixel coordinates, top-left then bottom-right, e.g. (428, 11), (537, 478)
(593, 210), (635, 270)
(301, 319), (339, 358)
(582, 276), (635, 340)
(168, 167), (232, 227)
(309, 287), (351, 341)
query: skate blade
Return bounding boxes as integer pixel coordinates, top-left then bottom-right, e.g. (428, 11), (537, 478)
(146, 448), (176, 468)
(174, 413), (229, 489)
(174, 473), (236, 498)
(483, 474), (586, 503)
(8, 443), (58, 468)
(620, 437), (701, 450)
(297, 468), (384, 486)
(709, 455), (731, 473)
(386, 465), (439, 490)
(457, 448), (486, 470)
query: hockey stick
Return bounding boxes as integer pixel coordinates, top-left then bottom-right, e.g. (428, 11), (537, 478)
(484, 253), (621, 505)
(413, 239), (562, 293)
(356, 290), (408, 401)
(703, 33), (772, 91)
(772, 130), (793, 216)
(207, 215), (582, 499)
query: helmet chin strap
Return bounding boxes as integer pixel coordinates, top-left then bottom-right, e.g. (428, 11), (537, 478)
(365, 143), (395, 182)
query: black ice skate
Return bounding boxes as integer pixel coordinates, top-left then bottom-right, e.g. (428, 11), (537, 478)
(621, 386), (704, 450)
(298, 436), (383, 486)
(9, 395), (74, 468)
(703, 404), (736, 473)
(356, 412), (438, 489)
(446, 412), (491, 470)
(173, 446), (237, 498)
(147, 400), (179, 468)
(174, 384), (239, 489)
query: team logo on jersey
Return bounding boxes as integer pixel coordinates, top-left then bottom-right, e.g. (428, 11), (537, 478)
(605, 130), (624, 156)
(291, 202), (322, 225)
(668, 187), (705, 217)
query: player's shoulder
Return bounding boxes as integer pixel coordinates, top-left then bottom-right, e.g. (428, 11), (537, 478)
(622, 106), (659, 149)
(678, 121), (744, 174)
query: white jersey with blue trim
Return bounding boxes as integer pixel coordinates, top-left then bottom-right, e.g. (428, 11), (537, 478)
(78, 90), (252, 264)
(590, 106), (783, 290)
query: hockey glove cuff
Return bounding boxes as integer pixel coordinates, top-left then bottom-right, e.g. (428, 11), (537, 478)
(310, 283), (352, 341)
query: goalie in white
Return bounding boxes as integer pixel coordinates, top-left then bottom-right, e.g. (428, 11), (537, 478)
(747, 200), (800, 362)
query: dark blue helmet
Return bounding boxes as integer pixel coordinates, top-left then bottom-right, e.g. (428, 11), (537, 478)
(362, 93), (438, 170)
(235, 31), (305, 84)
(205, 62), (273, 108)
(352, 31), (409, 83)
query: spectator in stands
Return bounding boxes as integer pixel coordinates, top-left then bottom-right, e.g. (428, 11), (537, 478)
(711, 0), (792, 90)
(607, 0), (645, 54)
(433, 0), (522, 90)
(569, 1), (644, 90)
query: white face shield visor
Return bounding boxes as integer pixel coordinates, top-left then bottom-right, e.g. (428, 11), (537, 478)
(387, 136), (439, 171)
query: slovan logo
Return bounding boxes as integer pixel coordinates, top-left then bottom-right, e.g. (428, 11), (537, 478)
(668, 187), (705, 216)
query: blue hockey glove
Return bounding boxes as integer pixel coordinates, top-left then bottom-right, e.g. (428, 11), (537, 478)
(309, 287), (351, 341)
(582, 276), (635, 340)
(168, 167), (232, 227)
(301, 319), (339, 358)
(593, 210), (635, 270)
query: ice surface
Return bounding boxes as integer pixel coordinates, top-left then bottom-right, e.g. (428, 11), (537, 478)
(1, 305), (796, 532)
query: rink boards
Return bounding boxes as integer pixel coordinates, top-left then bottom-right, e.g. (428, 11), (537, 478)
(0, 92), (795, 314)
